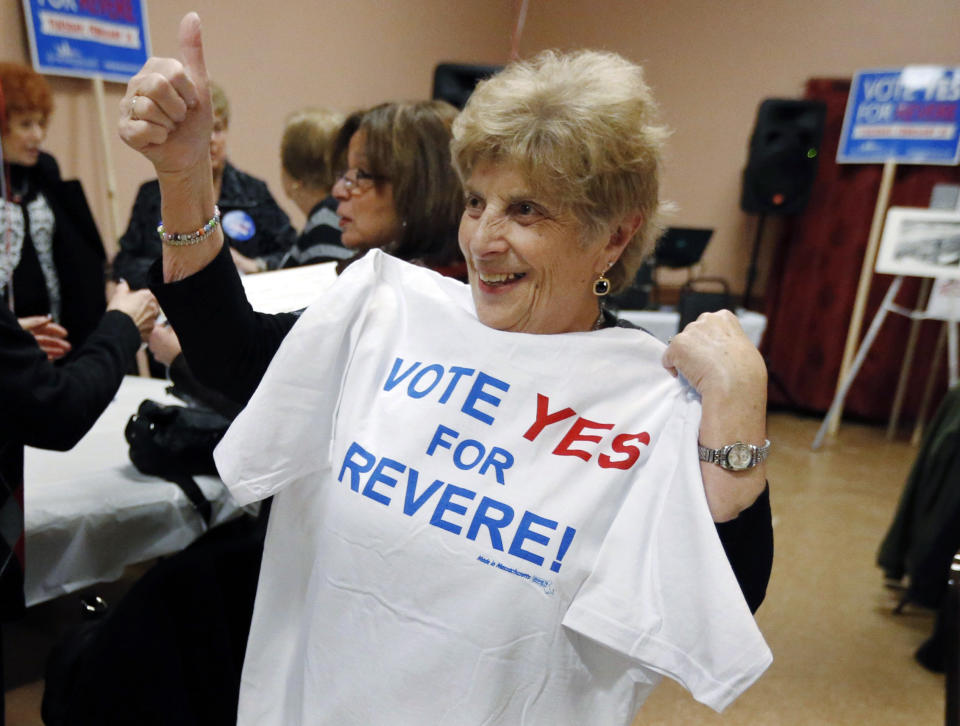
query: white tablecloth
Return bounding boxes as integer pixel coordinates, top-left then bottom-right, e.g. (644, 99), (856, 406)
(24, 376), (245, 607)
(616, 308), (767, 346)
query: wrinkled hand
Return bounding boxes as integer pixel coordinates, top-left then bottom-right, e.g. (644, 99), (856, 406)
(148, 324), (183, 367)
(118, 12), (211, 178)
(663, 310), (768, 522)
(662, 309), (767, 401)
(19, 315), (71, 360)
(107, 280), (160, 342)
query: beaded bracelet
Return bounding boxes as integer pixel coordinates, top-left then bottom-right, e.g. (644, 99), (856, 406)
(157, 206), (221, 246)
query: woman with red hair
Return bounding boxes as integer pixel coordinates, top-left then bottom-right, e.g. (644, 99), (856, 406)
(1, 62), (108, 358)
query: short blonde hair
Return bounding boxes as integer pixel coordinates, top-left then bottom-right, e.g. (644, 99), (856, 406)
(451, 50), (669, 293)
(210, 81), (229, 126)
(281, 107), (345, 190)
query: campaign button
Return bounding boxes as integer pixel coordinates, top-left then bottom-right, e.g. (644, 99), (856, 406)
(222, 210), (256, 241)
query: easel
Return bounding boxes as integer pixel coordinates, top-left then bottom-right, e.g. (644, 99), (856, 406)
(812, 275), (959, 449)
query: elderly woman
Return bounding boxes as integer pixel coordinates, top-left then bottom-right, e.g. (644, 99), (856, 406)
(0, 62), (109, 357)
(120, 14), (771, 724)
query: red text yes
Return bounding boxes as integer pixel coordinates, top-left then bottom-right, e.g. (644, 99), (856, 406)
(523, 393), (650, 470)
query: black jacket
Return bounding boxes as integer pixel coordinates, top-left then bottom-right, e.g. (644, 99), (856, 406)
(152, 244), (773, 611)
(6, 153), (107, 352)
(0, 305), (140, 621)
(878, 384), (960, 608)
(114, 163), (296, 289)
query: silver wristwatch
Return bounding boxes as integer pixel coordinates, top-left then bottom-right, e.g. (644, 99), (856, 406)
(698, 440), (770, 471)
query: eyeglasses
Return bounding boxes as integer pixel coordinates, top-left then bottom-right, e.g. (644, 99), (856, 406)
(335, 168), (383, 195)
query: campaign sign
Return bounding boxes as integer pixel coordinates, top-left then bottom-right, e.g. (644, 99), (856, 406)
(21, 0), (151, 83)
(837, 67), (960, 165)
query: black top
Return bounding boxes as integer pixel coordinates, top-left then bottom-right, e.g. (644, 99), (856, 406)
(152, 244), (772, 611)
(0, 305), (140, 620)
(275, 196), (353, 269)
(4, 153), (107, 353)
(114, 163), (297, 289)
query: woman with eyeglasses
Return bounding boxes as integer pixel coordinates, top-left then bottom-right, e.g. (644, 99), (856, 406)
(330, 99), (466, 279)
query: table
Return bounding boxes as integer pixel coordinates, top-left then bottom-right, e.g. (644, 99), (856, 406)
(616, 308), (767, 346)
(24, 376), (246, 607)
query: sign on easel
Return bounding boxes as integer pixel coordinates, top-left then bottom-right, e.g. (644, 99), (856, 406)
(822, 66), (960, 443)
(838, 67), (960, 166)
(21, 0), (151, 83)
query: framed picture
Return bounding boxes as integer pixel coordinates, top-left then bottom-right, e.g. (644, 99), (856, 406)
(876, 207), (960, 280)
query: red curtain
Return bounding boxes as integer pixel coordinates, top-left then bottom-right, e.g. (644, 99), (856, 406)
(761, 78), (960, 423)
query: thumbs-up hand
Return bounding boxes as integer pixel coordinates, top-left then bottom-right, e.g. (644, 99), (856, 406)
(119, 12), (212, 178)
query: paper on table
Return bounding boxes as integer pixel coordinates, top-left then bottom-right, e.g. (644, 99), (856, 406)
(239, 262), (339, 313)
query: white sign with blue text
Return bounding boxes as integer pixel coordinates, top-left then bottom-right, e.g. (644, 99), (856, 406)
(21, 0), (151, 83)
(838, 67), (960, 165)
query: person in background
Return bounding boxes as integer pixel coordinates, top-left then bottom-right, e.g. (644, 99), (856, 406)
(112, 81), (296, 288)
(0, 62), (109, 357)
(274, 107), (352, 268)
(0, 279), (158, 724)
(331, 99), (466, 278)
(120, 16), (772, 724)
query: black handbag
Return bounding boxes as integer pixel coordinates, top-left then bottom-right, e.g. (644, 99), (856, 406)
(125, 399), (232, 525)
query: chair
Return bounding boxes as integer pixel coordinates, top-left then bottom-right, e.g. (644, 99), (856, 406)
(676, 276), (734, 333)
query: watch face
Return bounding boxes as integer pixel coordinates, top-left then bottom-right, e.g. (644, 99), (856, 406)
(725, 443), (753, 470)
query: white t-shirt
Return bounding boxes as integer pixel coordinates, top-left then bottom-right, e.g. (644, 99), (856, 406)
(215, 250), (772, 726)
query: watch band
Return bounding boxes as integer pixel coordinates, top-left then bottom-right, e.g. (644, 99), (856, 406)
(698, 439), (771, 471)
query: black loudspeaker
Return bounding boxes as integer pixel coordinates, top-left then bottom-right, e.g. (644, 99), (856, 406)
(432, 63), (503, 109)
(740, 99), (827, 215)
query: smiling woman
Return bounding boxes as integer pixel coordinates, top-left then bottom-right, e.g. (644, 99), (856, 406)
(459, 160), (620, 333)
(451, 49), (666, 335)
(111, 13), (773, 725)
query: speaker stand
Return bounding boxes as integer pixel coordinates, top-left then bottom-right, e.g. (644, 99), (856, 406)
(742, 213), (767, 310)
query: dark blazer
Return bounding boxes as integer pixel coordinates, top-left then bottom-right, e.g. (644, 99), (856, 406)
(8, 153), (107, 352)
(0, 304), (140, 621)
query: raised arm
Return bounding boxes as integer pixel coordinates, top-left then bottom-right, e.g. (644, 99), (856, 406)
(118, 12), (220, 284)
